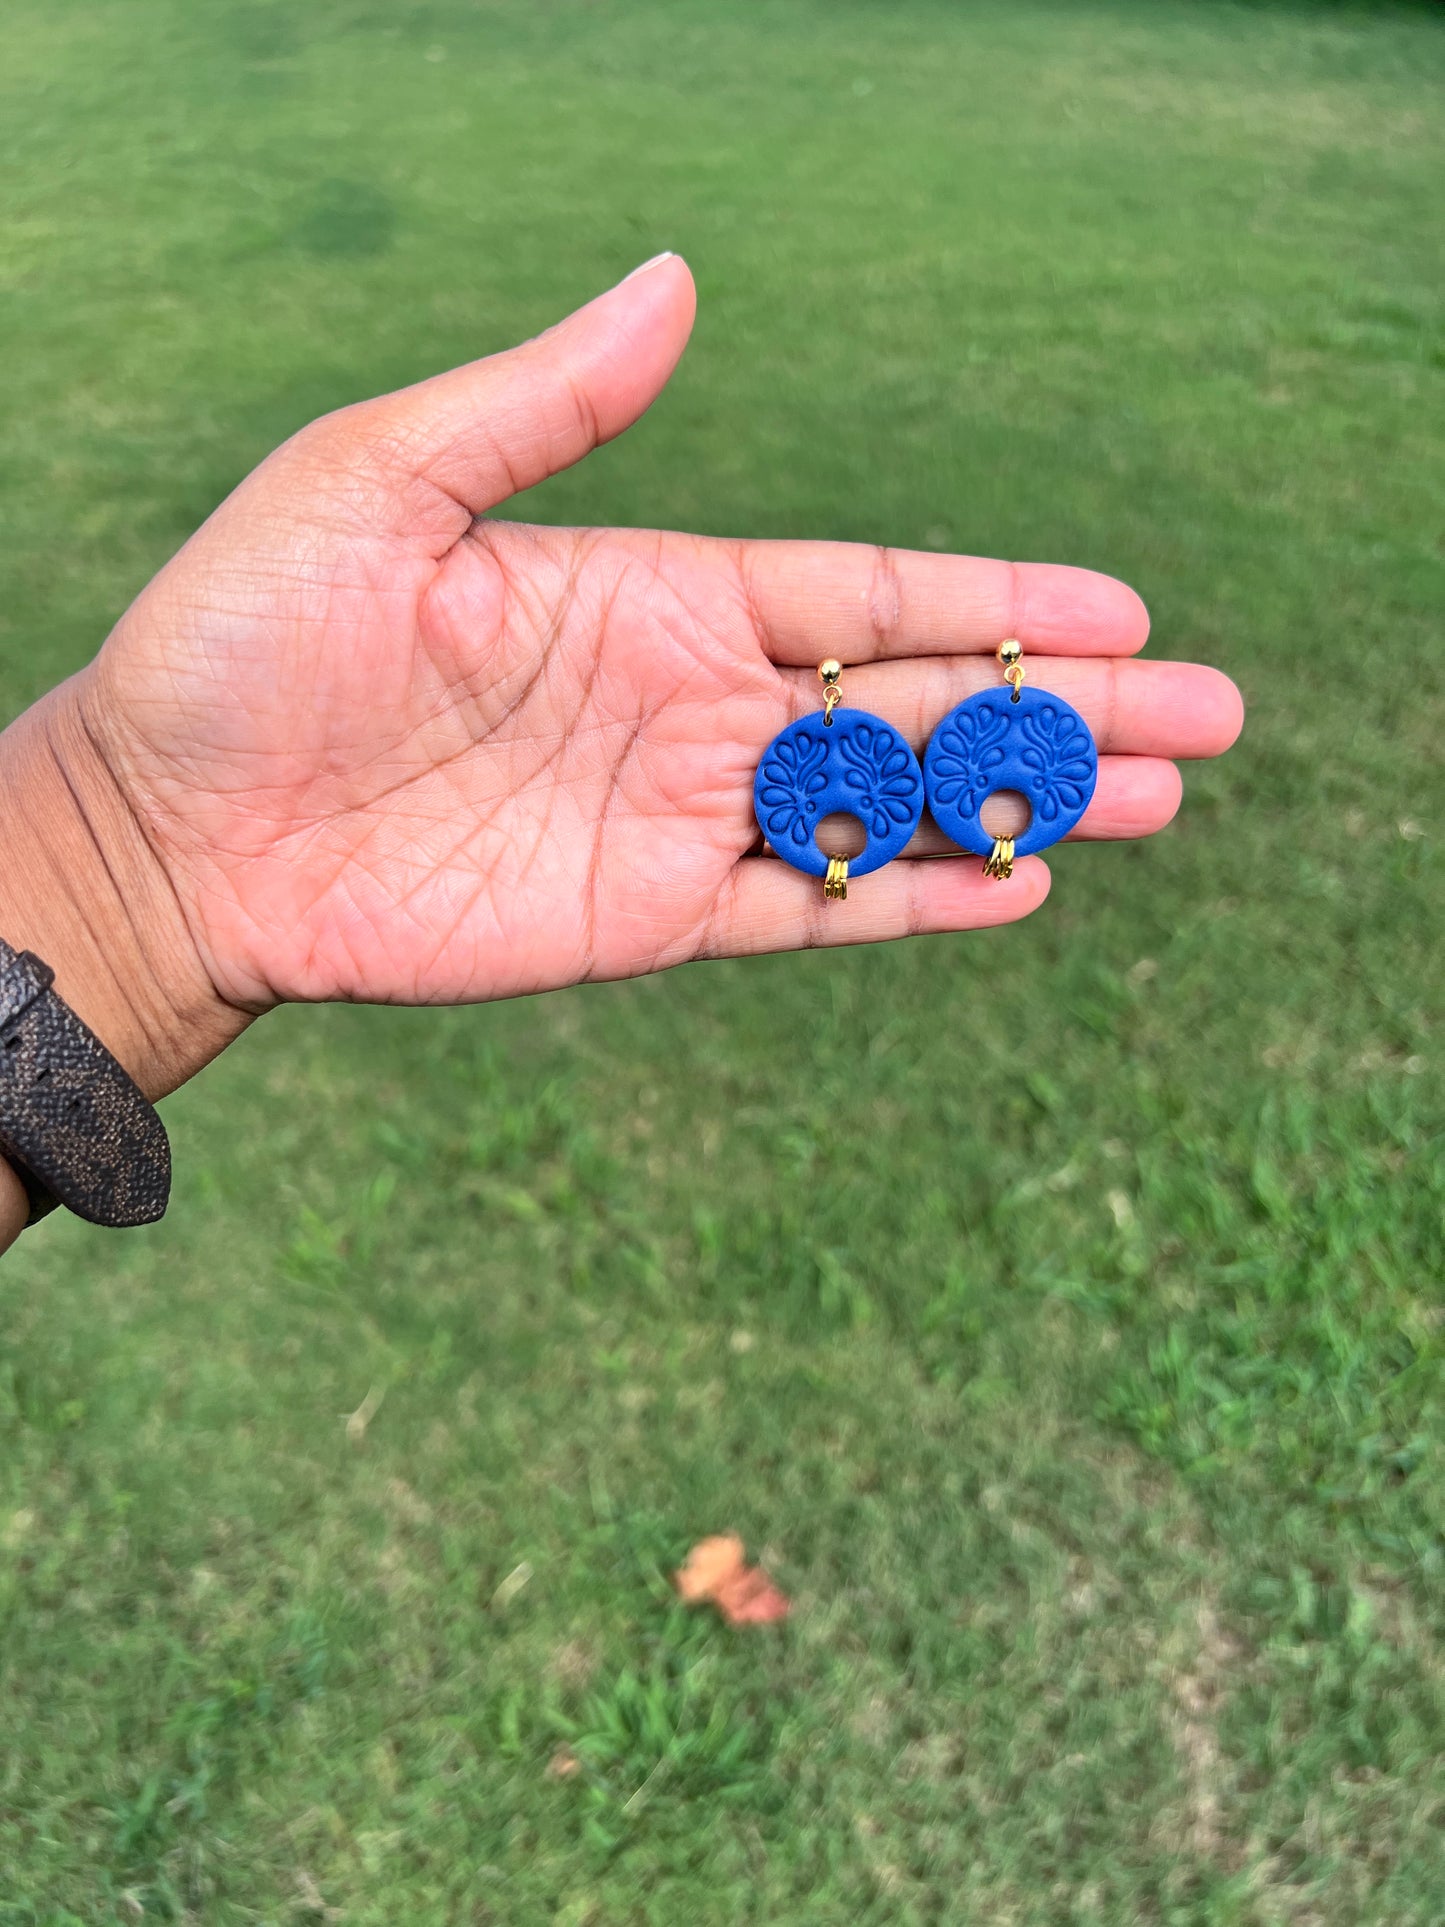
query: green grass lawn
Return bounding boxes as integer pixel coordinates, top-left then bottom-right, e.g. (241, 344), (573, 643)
(2, 0), (1443, 1919)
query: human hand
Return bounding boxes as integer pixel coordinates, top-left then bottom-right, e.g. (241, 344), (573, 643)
(0, 253), (1242, 1113)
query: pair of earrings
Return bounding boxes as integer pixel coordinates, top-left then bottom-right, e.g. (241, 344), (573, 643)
(753, 641), (1098, 898)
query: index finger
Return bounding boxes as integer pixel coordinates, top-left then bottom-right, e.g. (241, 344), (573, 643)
(731, 540), (1150, 664)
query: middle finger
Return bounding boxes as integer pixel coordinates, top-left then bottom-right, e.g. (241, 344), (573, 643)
(778, 654), (1243, 762)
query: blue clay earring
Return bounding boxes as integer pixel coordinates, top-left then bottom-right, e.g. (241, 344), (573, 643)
(754, 659), (924, 901)
(924, 638), (1098, 880)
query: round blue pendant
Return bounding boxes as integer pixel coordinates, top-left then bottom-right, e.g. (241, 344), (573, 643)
(754, 709), (925, 879)
(923, 685), (1098, 858)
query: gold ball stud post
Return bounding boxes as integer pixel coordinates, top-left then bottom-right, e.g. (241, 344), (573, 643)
(997, 637), (1025, 702)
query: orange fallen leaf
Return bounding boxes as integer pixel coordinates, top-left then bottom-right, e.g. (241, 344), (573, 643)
(674, 1534), (790, 1626)
(675, 1534), (746, 1602)
(717, 1565), (792, 1625)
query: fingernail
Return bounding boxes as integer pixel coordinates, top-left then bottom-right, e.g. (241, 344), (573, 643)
(619, 251), (675, 284)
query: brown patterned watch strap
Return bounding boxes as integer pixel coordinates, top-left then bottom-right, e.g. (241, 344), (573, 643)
(0, 936), (171, 1227)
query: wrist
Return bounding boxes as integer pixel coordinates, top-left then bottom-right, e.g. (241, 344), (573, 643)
(0, 674), (250, 1118)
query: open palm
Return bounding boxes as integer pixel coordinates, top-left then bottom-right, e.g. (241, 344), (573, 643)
(83, 256), (1241, 1016)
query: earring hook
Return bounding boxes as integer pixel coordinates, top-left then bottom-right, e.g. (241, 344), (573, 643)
(998, 637), (1025, 703)
(819, 657), (843, 726)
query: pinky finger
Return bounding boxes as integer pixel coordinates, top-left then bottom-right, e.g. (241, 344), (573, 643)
(701, 854), (1052, 961)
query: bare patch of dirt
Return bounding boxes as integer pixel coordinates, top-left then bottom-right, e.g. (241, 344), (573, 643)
(1166, 1601), (1242, 1865)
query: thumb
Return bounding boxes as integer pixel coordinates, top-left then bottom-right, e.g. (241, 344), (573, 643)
(358, 252), (696, 524)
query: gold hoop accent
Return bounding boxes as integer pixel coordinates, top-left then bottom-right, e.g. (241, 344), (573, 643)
(983, 836), (1015, 881)
(824, 855), (849, 901)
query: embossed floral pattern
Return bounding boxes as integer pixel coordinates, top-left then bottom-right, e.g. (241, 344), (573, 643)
(1020, 702), (1094, 821)
(836, 722), (921, 839)
(758, 729), (828, 847)
(927, 700), (1010, 816)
